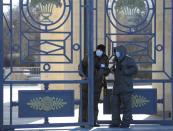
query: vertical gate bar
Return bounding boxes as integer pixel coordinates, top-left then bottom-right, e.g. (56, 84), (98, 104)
(171, 0), (173, 122)
(104, 0), (106, 47)
(84, 0), (87, 55)
(163, 82), (165, 120)
(19, 0), (22, 65)
(163, 0), (165, 71)
(87, 0), (94, 126)
(79, 84), (82, 123)
(84, 0), (88, 125)
(10, 0), (13, 74)
(79, 0), (82, 124)
(71, 0), (73, 62)
(10, 84), (12, 125)
(79, 0), (82, 66)
(9, 0), (13, 125)
(0, 0), (3, 129)
(154, 0), (157, 63)
(95, 0), (98, 46)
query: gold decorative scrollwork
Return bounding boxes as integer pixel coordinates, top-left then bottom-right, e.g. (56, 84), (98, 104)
(132, 95), (150, 108)
(27, 96), (67, 112)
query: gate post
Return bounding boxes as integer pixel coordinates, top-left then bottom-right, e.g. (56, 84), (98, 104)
(86, 0), (94, 126)
(0, 0), (3, 129)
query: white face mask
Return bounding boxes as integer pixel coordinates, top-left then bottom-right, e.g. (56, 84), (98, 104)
(96, 50), (103, 57)
(116, 51), (121, 58)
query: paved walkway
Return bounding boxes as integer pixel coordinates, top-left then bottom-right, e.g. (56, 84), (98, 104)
(15, 125), (173, 131)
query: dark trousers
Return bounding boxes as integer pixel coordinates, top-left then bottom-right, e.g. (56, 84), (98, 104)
(110, 93), (132, 126)
(81, 84), (102, 123)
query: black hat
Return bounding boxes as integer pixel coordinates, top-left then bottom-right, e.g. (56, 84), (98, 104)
(96, 44), (106, 52)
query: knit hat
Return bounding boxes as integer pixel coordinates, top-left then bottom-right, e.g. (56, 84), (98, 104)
(96, 44), (106, 52)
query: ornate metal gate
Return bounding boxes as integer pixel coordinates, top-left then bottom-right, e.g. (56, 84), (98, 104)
(0, 0), (173, 130)
(98, 0), (173, 125)
(0, 0), (94, 130)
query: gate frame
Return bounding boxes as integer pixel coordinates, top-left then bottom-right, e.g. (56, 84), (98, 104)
(171, 0), (173, 125)
(1, 0), (173, 130)
(0, 0), (3, 129)
(0, 0), (95, 130)
(96, 0), (173, 126)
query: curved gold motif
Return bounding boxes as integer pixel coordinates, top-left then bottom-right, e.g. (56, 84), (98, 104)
(27, 96), (67, 112)
(132, 95), (150, 108)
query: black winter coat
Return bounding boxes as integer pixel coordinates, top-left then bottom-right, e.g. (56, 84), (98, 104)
(79, 52), (109, 90)
(112, 46), (138, 94)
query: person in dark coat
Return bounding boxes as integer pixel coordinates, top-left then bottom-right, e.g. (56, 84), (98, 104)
(109, 45), (138, 128)
(79, 44), (109, 127)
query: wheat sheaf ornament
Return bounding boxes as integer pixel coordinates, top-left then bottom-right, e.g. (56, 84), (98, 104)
(27, 96), (67, 112)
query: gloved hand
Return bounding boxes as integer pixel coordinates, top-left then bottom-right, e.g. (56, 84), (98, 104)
(100, 64), (106, 68)
(95, 63), (106, 69)
(95, 63), (100, 69)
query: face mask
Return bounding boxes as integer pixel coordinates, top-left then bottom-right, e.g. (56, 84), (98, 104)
(116, 51), (121, 58)
(96, 50), (103, 57)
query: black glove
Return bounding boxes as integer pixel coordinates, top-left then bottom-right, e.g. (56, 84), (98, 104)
(95, 63), (100, 69)
(116, 62), (122, 71)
